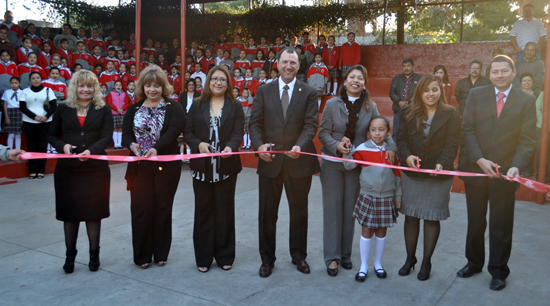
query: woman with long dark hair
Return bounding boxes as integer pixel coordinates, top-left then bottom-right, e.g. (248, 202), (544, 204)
(433, 65), (452, 105)
(396, 74), (461, 281)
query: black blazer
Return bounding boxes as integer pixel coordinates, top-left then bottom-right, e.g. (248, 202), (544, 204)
(396, 104), (461, 180)
(459, 85), (537, 187)
(179, 91), (201, 115)
(249, 79), (321, 179)
(184, 97), (244, 176)
(48, 103), (113, 170)
(122, 99), (185, 183)
(389, 73), (422, 114)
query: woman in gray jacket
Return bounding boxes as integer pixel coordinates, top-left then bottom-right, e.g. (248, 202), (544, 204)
(318, 65), (397, 277)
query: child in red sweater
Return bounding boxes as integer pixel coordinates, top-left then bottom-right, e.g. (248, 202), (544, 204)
(339, 32), (361, 75)
(106, 80), (132, 149)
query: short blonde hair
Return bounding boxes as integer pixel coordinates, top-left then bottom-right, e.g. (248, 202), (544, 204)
(135, 65), (174, 101)
(65, 70), (105, 110)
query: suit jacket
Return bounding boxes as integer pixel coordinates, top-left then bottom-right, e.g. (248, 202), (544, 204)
(389, 73), (422, 114)
(249, 79), (321, 178)
(454, 75), (492, 114)
(397, 105), (461, 179)
(459, 85), (537, 187)
(184, 97), (245, 176)
(47, 103), (114, 170)
(319, 95), (397, 157)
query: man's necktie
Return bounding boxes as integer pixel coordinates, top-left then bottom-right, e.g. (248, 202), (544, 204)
(281, 85), (289, 120)
(497, 92), (506, 117)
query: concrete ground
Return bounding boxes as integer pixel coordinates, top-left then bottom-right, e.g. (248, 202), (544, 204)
(1, 163), (549, 306)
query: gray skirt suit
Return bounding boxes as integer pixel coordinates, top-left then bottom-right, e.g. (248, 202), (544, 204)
(318, 95), (397, 267)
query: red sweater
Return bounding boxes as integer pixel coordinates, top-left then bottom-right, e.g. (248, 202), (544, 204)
(0, 61), (18, 76)
(16, 47), (32, 65)
(106, 90), (132, 115)
(99, 71), (120, 87)
(119, 72), (136, 92)
(85, 38), (107, 52)
(322, 46), (340, 69)
(55, 49), (74, 70)
(42, 78), (68, 99)
(37, 52), (51, 69)
(234, 60), (251, 72)
(17, 63), (48, 79)
(72, 52), (94, 69)
(44, 66), (72, 81)
(339, 42), (361, 67)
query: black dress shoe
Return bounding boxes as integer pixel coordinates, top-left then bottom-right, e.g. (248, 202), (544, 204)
(456, 265), (481, 278)
(291, 259), (311, 274)
(374, 267), (387, 279)
(490, 278), (506, 291)
(327, 267), (338, 277)
(355, 271), (367, 282)
(398, 257), (417, 276)
(259, 262), (274, 278)
(341, 262), (352, 270)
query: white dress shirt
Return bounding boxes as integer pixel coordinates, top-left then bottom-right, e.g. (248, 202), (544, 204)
(278, 77), (297, 102)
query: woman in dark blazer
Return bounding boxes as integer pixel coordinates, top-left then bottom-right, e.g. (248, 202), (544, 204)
(179, 79), (201, 115)
(185, 65), (244, 273)
(396, 74), (461, 281)
(47, 70), (114, 274)
(122, 65), (185, 269)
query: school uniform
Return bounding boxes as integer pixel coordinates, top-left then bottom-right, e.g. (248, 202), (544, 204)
(0, 22), (23, 38)
(99, 71), (121, 93)
(143, 47), (157, 59)
(338, 42), (361, 74)
(42, 78), (68, 100)
(232, 76), (245, 92)
(0, 60), (19, 93)
(263, 59), (278, 76)
(71, 51), (94, 71)
(106, 90), (132, 128)
(1, 88), (23, 134)
(257, 44), (270, 55)
(44, 65), (72, 84)
(104, 57), (121, 71)
(16, 47), (33, 65)
(185, 63), (196, 74)
(126, 91), (136, 103)
(85, 38), (107, 52)
(251, 59), (265, 80)
(273, 45), (286, 53)
(37, 51), (51, 69)
(55, 49), (74, 70)
(213, 43), (232, 53)
(119, 72), (135, 92)
(40, 36), (56, 52)
(169, 74), (182, 95)
(124, 41), (136, 53)
(244, 77), (257, 97)
(234, 59), (251, 72)
(245, 46), (257, 56)
(306, 63), (330, 95)
(323, 45), (340, 78)
(26, 33), (42, 48)
(17, 63), (47, 88)
(92, 54), (107, 69)
(169, 62), (181, 72)
(203, 57), (216, 75)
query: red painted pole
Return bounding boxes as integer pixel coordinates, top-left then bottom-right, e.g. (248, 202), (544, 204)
(181, 0), (187, 93)
(135, 0), (142, 79)
(536, 3), (550, 204)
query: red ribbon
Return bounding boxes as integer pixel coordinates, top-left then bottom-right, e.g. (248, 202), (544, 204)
(19, 151), (550, 194)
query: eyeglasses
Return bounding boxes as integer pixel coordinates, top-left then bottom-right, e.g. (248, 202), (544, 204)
(210, 77), (228, 84)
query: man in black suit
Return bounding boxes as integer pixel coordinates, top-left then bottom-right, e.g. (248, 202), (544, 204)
(389, 58), (422, 140)
(457, 55), (536, 291)
(249, 47), (320, 278)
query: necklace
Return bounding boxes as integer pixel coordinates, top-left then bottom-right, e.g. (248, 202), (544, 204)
(77, 103), (91, 116)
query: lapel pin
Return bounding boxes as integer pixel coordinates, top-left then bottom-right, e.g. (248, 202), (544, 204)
(299, 88), (302, 92)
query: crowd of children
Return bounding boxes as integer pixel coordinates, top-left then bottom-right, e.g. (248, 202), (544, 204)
(1, 19), (362, 151)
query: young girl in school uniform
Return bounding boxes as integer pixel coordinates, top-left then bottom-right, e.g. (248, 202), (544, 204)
(232, 68), (245, 92)
(16, 37), (33, 65)
(99, 61), (120, 93)
(106, 80), (132, 149)
(2, 77), (23, 149)
(244, 68), (257, 97)
(343, 116), (402, 282)
(235, 50), (251, 72)
(240, 88), (253, 149)
(251, 49), (265, 80)
(126, 81), (136, 103)
(42, 67), (68, 100)
(38, 42), (52, 69)
(18, 52), (47, 89)
(194, 77), (203, 93)
(0, 50), (19, 97)
(266, 68), (278, 83)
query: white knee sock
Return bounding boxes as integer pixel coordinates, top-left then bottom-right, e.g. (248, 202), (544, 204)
(7, 133), (14, 148)
(374, 236), (386, 271)
(112, 132), (117, 147)
(243, 134), (248, 147)
(186, 148), (191, 155)
(117, 132), (123, 147)
(246, 134), (251, 146)
(359, 236), (371, 274)
(15, 134), (21, 149)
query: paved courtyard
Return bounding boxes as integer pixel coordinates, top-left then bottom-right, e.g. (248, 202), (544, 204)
(1, 163), (549, 305)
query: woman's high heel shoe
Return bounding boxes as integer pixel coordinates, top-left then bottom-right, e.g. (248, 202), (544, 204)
(63, 249), (78, 274)
(398, 257), (417, 276)
(89, 247), (100, 272)
(417, 262), (431, 281)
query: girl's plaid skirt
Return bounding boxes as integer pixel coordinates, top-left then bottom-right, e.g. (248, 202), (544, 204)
(4, 108), (23, 134)
(243, 117), (250, 132)
(329, 68), (339, 79)
(113, 114), (124, 128)
(353, 194), (398, 229)
(341, 65), (354, 75)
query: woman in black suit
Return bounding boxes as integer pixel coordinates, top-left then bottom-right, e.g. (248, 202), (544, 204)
(47, 70), (114, 274)
(396, 74), (461, 281)
(179, 80), (201, 115)
(122, 65), (185, 269)
(185, 65), (244, 273)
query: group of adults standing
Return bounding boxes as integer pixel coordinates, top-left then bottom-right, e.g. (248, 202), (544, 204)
(44, 44), (535, 292)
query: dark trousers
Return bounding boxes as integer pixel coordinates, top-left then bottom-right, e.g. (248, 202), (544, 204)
(192, 174), (237, 268)
(464, 180), (516, 279)
(392, 114), (400, 141)
(23, 122), (50, 174)
(258, 166), (312, 264)
(130, 162), (181, 265)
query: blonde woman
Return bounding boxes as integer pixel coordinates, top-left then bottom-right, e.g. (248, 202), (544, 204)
(47, 69), (114, 274)
(122, 65), (185, 269)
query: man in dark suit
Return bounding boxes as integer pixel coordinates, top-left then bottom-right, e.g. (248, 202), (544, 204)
(389, 58), (422, 140)
(455, 59), (492, 115)
(457, 55), (536, 291)
(249, 47), (320, 278)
